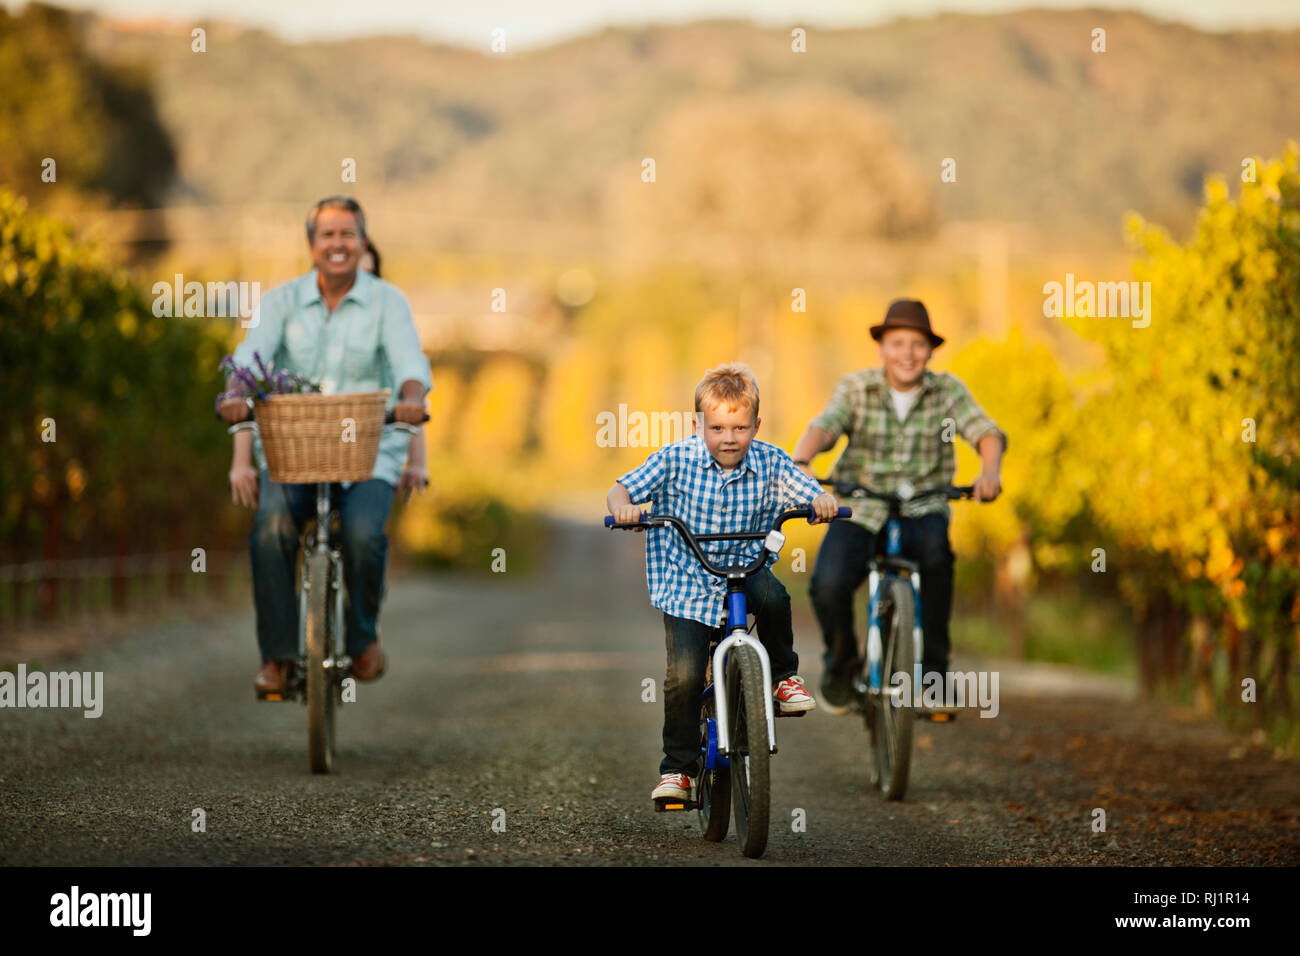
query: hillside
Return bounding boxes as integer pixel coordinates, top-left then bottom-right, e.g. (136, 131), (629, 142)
(74, 8), (1300, 243)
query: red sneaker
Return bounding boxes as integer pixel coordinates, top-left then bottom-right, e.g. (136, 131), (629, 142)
(773, 676), (817, 713)
(651, 773), (693, 801)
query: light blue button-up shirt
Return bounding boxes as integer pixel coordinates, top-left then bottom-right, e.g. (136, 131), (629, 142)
(232, 267), (433, 488)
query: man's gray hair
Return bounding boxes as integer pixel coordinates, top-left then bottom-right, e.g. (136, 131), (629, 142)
(306, 196), (367, 243)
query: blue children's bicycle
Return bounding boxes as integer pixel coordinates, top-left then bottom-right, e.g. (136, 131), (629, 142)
(820, 479), (975, 800)
(606, 503), (851, 858)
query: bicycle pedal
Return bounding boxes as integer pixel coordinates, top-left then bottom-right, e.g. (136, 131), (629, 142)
(918, 709), (958, 722)
(256, 689), (295, 702)
(775, 709), (807, 718)
(654, 798), (696, 812)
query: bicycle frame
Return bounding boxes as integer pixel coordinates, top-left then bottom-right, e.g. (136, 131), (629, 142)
(606, 504), (851, 764)
(820, 479), (974, 707)
(710, 592), (777, 757)
(862, 518), (925, 705)
(233, 409), (424, 696)
(298, 482), (346, 679)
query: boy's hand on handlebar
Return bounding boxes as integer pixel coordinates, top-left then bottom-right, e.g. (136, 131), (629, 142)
(809, 492), (838, 523)
(229, 465), (259, 509)
(612, 503), (646, 531)
(973, 472), (1002, 502)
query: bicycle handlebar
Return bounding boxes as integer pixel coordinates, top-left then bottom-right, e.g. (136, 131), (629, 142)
(604, 505), (852, 579)
(216, 403), (429, 428)
(383, 408), (431, 427)
(818, 479), (975, 502)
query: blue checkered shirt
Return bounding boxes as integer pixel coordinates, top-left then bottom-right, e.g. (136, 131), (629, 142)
(616, 435), (828, 628)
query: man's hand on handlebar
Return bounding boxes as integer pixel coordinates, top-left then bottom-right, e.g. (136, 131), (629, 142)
(808, 491), (839, 524)
(219, 397), (253, 425)
(391, 401), (427, 425)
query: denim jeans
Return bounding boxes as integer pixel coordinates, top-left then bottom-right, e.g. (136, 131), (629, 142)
(808, 513), (955, 679)
(660, 568), (796, 776)
(249, 472), (395, 663)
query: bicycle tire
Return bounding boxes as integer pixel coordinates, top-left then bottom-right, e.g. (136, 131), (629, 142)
(305, 551), (335, 774)
(698, 688), (731, 841)
(871, 577), (915, 800)
(727, 642), (770, 858)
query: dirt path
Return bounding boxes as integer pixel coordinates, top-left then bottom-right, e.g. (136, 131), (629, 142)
(1, 519), (1295, 866)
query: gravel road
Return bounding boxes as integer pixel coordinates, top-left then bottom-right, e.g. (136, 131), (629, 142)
(2, 519), (1296, 866)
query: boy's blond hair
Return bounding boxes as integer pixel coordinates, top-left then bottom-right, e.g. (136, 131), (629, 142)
(695, 362), (760, 420)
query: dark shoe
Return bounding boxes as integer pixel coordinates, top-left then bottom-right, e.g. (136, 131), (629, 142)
(352, 640), (386, 681)
(820, 666), (854, 715)
(922, 659), (950, 680)
(254, 661), (285, 695)
(916, 659), (957, 720)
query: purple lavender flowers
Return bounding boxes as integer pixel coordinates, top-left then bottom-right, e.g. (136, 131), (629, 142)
(215, 352), (321, 412)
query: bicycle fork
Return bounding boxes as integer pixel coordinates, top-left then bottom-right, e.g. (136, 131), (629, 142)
(862, 567), (926, 705)
(300, 482), (347, 678)
(710, 580), (778, 758)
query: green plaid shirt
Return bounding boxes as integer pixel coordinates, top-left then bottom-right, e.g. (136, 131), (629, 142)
(810, 367), (1007, 533)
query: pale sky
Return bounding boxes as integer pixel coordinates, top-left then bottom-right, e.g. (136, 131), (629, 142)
(14, 0), (1300, 48)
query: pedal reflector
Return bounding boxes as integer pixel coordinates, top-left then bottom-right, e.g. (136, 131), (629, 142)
(654, 798), (694, 812)
(262, 693), (282, 701)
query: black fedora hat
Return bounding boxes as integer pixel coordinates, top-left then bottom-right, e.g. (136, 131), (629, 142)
(870, 299), (944, 348)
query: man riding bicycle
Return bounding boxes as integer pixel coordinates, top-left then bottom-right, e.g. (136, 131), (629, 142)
(217, 196), (432, 695)
(790, 299), (1006, 714)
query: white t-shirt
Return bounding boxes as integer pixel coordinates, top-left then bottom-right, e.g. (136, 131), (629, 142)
(889, 385), (920, 422)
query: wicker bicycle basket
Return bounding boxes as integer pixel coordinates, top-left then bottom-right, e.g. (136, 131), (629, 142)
(254, 390), (391, 483)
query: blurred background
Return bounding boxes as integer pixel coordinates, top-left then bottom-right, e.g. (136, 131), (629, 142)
(1, 1), (1297, 747)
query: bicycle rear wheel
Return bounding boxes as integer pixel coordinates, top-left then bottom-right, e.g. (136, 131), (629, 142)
(305, 551), (335, 774)
(727, 643), (770, 858)
(870, 577), (915, 800)
(697, 688), (731, 841)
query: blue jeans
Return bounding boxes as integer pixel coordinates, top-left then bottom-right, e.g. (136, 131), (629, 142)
(660, 568), (796, 776)
(249, 472), (395, 663)
(809, 513), (955, 679)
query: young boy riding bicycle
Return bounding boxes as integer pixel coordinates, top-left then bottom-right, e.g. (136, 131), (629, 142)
(607, 363), (839, 804)
(790, 299), (1006, 715)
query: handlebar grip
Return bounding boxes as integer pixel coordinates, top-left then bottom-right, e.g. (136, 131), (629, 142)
(384, 409), (431, 424)
(605, 512), (650, 527)
(836, 506), (852, 518)
(216, 396), (255, 423)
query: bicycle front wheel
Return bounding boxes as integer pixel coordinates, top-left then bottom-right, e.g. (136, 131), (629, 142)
(871, 577), (915, 800)
(727, 643), (770, 858)
(305, 551), (335, 774)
